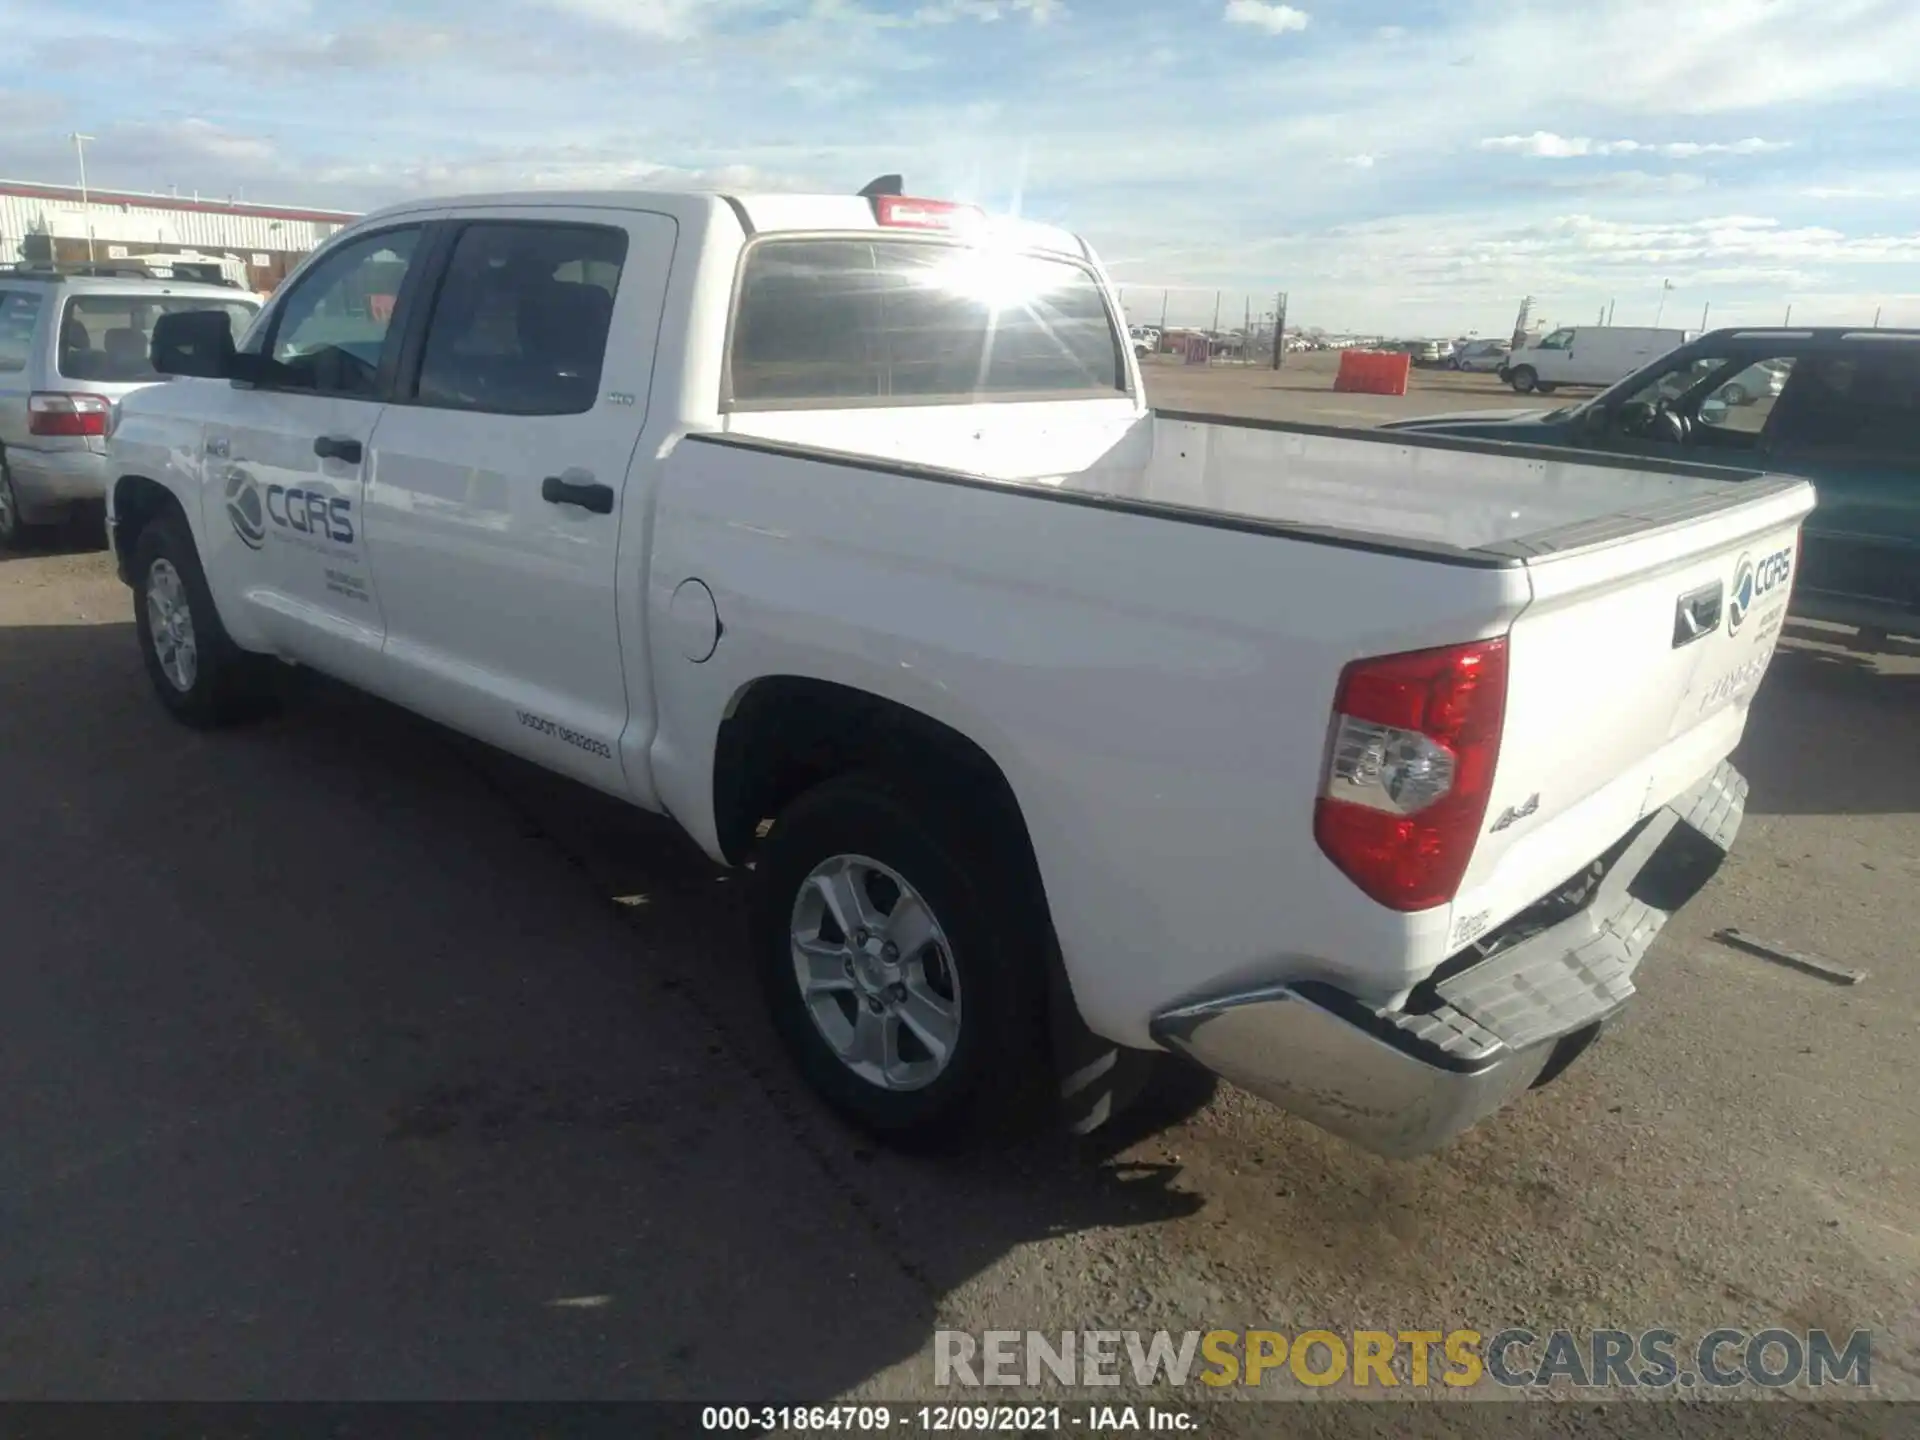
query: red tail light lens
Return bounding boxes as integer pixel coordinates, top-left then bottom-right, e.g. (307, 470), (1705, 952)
(1313, 637), (1509, 912)
(29, 392), (112, 438)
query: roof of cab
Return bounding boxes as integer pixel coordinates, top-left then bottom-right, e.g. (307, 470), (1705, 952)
(0, 272), (255, 300)
(357, 188), (1091, 260)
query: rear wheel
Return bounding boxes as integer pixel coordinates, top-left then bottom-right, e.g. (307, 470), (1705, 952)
(132, 511), (276, 727)
(1720, 382), (1749, 407)
(751, 772), (1051, 1148)
(0, 454), (48, 552)
(1510, 366), (1539, 394)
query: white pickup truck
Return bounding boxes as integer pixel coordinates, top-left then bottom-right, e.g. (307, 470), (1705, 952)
(107, 184), (1812, 1157)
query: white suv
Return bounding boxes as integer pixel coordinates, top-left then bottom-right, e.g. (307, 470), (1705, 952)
(0, 269), (257, 547)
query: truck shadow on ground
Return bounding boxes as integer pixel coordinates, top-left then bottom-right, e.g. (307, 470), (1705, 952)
(0, 526), (107, 565)
(1738, 634), (1920, 817)
(0, 620), (1209, 1401)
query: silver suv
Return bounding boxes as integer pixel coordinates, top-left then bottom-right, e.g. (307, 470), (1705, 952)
(0, 269), (258, 548)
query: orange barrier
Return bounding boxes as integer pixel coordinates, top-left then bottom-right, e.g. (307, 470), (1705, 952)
(1334, 350), (1412, 397)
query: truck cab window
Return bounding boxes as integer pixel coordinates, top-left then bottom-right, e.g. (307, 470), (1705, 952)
(1768, 351), (1920, 462)
(413, 223), (629, 416)
(266, 227), (424, 397)
(728, 238), (1127, 407)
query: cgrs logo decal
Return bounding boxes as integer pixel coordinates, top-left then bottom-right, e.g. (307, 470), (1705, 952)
(1727, 545), (1792, 637)
(224, 469), (355, 549)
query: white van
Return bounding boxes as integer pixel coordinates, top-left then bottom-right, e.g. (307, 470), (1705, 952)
(1502, 326), (1690, 394)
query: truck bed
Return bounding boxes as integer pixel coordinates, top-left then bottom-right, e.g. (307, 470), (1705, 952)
(713, 407), (1808, 567)
(670, 411), (1812, 1049)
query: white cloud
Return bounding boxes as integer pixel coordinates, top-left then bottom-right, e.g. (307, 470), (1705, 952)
(1480, 133), (1791, 158)
(541, 0), (722, 40)
(1544, 170), (1710, 194)
(1223, 2), (1310, 37)
(911, 0), (1061, 22)
(1343, 153), (1378, 169)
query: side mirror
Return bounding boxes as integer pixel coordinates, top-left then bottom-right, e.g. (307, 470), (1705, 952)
(150, 309), (239, 379)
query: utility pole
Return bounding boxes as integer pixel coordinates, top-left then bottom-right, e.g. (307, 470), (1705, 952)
(1158, 289), (1168, 331)
(1700, 301), (1710, 332)
(70, 132), (96, 262)
(1874, 306), (1883, 328)
(1273, 291), (1288, 370)
(1607, 299), (1616, 326)
(1211, 290), (1221, 338)
(1785, 304), (1793, 325)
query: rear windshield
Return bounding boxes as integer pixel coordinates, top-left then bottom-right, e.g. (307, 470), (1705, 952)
(60, 296), (258, 383)
(727, 237), (1127, 408)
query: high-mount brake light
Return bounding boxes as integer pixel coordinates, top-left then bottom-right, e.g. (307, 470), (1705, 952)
(1313, 637), (1509, 912)
(872, 195), (985, 232)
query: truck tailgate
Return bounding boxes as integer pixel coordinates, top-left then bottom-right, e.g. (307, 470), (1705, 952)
(1448, 478), (1816, 949)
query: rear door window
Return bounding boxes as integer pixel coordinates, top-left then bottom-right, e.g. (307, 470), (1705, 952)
(412, 222), (628, 416)
(0, 291), (42, 373)
(1767, 349), (1920, 462)
(58, 296), (258, 382)
(727, 238), (1127, 408)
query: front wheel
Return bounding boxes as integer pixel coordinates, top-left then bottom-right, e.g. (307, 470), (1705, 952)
(132, 511), (276, 728)
(1720, 383), (1749, 407)
(1509, 366), (1539, 394)
(751, 772), (1051, 1148)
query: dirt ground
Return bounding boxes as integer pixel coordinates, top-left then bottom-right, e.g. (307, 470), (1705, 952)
(1140, 349), (1564, 426)
(1, 384), (1913, 1428)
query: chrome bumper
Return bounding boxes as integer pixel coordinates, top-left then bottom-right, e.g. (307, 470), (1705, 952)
(1151, 762), (1747, 1159)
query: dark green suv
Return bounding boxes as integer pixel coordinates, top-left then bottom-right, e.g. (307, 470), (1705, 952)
(1382, 328), (1920, 641)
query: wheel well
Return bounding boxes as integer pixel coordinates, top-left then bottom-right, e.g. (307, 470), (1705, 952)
(713, 676), (1046, 896)
(112, 476), (183, 575)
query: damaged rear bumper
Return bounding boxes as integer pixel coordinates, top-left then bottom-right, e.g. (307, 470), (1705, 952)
(1150, 761), (1747, 1159)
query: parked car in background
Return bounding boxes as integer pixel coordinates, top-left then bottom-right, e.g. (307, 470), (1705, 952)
(1382, 327), (1920, 641)
(1409, 339), (1453, 367)
(1501, 326), (1689, 394)
(1712, 358), (1790, 408)
(0, 268), (258, 548)
(1448, 339), (1510, 373)
(1128, 324), (1160, 357)
(109, 183), (1808, 1158)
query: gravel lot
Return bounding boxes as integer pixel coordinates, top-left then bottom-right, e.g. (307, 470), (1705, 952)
(1, 366), (1913, 1426)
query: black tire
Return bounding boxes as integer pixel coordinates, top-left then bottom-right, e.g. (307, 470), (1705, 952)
(1536, 382), (1558, 394)
(1510, 366), (1539, 394)
(751, 771), (1051, 1149)
(0, 452), (50, 552)
(1721, 383), (1749, 407)
(131, 510), (276, 728)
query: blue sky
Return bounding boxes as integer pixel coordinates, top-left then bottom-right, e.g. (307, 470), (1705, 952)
(1, 0), (1917, 334)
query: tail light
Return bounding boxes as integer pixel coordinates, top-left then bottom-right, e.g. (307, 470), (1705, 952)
(1313, 637), (1509, 912)
(873, 194), (985, 232)
(29, 392), (112, 438)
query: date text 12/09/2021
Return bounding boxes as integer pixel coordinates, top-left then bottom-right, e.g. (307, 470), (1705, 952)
(701, 1407), (1195, 1433)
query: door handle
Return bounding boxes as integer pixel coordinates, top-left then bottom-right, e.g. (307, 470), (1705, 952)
(313, 435), (363, 465)
(541, 475), (615, 515)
